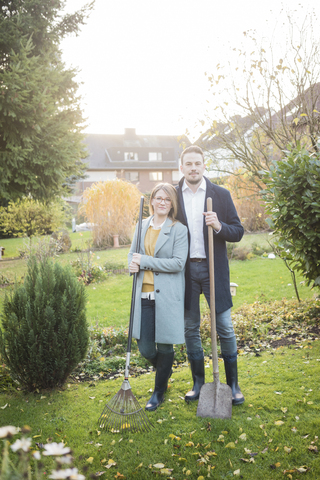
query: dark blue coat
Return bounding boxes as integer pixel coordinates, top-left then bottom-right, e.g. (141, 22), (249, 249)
(176, 176), (244, 314)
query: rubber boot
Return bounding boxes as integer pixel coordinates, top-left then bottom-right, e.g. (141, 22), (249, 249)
(145, 352), (174, 411)
(223, 356), (245, 405)
(145, 353), (172, 391)
(146, 354), (157, 370)
(185, 357), (205, 402)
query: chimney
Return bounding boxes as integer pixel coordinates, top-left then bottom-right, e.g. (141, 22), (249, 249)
(124, 128), (136, 137)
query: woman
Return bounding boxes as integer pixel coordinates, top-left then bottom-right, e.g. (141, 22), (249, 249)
(128, 183), (188, 411)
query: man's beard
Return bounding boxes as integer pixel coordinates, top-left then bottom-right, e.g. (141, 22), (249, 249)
(186, 175), (202, 185)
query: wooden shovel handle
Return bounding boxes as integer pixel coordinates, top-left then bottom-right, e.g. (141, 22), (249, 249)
(207, 198), (219, 375)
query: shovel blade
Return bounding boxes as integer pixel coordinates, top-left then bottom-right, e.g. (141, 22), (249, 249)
(197, 381), (232, 419)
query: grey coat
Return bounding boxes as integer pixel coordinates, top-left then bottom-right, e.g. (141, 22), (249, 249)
(128, 216), (188, 344)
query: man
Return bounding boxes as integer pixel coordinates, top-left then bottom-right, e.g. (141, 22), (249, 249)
(176, 145), (245, 405)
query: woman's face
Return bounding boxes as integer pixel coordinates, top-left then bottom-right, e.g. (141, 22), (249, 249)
(151, 188), (172, 217)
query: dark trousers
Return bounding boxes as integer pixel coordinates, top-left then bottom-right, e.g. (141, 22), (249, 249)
(137, 298), (174, 359)
(184, 260), (237, 360)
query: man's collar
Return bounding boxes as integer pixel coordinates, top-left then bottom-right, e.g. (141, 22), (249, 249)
(182, 177), (206, 193)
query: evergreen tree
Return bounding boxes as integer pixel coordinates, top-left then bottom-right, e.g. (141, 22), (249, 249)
(0, 1), (94, 203)
(0, 256), (89, 390)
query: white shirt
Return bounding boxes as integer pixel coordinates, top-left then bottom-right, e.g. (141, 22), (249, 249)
(182, 178), (206, 258)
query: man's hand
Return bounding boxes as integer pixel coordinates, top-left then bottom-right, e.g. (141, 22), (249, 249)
(203, 211), (221, 232)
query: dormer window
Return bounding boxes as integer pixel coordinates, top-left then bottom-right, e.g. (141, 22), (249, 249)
(149, 152), (162, 162)
(124, 152), (138, 161)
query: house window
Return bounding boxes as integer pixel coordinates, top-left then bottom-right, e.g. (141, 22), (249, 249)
(125, 171), (139, 182)
(124, 152), (138, 161)
(149, 152), (162, 162)
(172, 171), (180, 182)
(149, 172), (163, 181)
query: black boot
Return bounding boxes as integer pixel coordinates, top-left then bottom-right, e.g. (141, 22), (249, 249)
(146, 354), (157, 370)
(185, 357), (205, 402)
(223, 356), (245, 405)
(145, 352), (174, 411)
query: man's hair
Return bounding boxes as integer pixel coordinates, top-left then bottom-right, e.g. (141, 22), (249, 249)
(149, 183), (178, 220)
(180, 145), (205, 164)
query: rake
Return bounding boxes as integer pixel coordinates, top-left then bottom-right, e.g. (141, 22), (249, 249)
(98, 196), (153, 433)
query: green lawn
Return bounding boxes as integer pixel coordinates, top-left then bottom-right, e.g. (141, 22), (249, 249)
(0, 232), (316, 329)
(1, 341), (319, 479)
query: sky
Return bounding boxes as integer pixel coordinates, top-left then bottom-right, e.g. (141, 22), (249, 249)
(60, 0), (320, 141)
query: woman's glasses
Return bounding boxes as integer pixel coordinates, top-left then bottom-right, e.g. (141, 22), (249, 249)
(154, 196), (171, 205)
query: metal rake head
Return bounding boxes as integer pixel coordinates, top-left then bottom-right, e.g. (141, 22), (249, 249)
(98, 380), (153, 433)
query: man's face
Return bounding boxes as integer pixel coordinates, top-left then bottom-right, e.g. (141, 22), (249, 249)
(180, 152), (206, 186)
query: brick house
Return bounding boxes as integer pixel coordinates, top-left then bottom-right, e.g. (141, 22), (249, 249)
(71, 128), (190, 202)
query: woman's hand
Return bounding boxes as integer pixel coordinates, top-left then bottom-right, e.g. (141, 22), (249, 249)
(132, 253), (142, 265)
(129, 261), (140, 273)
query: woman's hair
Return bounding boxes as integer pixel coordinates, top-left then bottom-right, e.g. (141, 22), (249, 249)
(149, 183), (178, 220)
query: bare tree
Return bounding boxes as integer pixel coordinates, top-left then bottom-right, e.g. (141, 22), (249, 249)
(198, 10), (320, 190)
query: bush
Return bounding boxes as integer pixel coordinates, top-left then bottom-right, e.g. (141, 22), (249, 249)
(263, 144), (320, 288)
(50, 228), (72, 253)
(0, 256), (88, 391)
(0, 198), (68, 239)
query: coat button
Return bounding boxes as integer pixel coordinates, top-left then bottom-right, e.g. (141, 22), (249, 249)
(155, 272), (159, 276)
(156, 289), (160, 293)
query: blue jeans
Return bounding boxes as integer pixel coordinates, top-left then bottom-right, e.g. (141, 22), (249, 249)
(184, 260), (237, 360)
(137, 298), (174, 360)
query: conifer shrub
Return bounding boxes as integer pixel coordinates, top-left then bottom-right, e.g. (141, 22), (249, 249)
(0, 256), (88, 391)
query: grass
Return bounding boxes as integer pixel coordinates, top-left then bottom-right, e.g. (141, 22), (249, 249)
(0, 233), (316, 328)
(1, 341), (319, 479)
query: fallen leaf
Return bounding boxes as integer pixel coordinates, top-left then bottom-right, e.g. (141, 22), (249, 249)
(239, 433), (247, 441)
(274, 420), (284, 426)
(217, 435), (224, 442)
(114, 473), (125, 479)
(284, 446), (292, 453)
(308, 445), (318, 453)
(160, 468), (173, 475)
(225, 442), (236, 449)
(1, 404), (8, 409)
(95, 472), (105, 477)
(297, 466), (309, 473)
(87, 457), (94, 464)
(244, 448), (252, 454)
(261, 448), (268, 454)
(185, 442), (194, 447)
(89, 396), (95, 400)
(281, 407), (288, 413)
(153, 463), (165, 469)
(233, 469), (241, 476)
(108, 459), (116, 465)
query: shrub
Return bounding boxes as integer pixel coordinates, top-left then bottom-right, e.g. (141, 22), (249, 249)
(0, 256), (88, 391)
(263, 144), (320, 288)
(80, 179), (141, 248)
(0, 198), (68, 240)
(50, 228), (72, 253)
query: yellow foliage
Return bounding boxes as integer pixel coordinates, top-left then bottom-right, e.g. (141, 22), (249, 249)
(80, 179), (141, 248)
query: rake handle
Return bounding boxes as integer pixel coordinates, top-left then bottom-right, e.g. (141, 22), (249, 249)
(127, 196), (144, 354)
(207, 198), (219, 375)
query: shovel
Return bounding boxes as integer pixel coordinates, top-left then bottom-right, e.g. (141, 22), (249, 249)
(197, 197), (232, 419)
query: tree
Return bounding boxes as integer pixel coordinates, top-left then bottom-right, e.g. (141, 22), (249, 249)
(198, 10), (320, 190)
(0, 256), (88, 391)
(262, 144), (320, 289)
(0, 1), (94, 203)
(81, 179), (142, 248)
